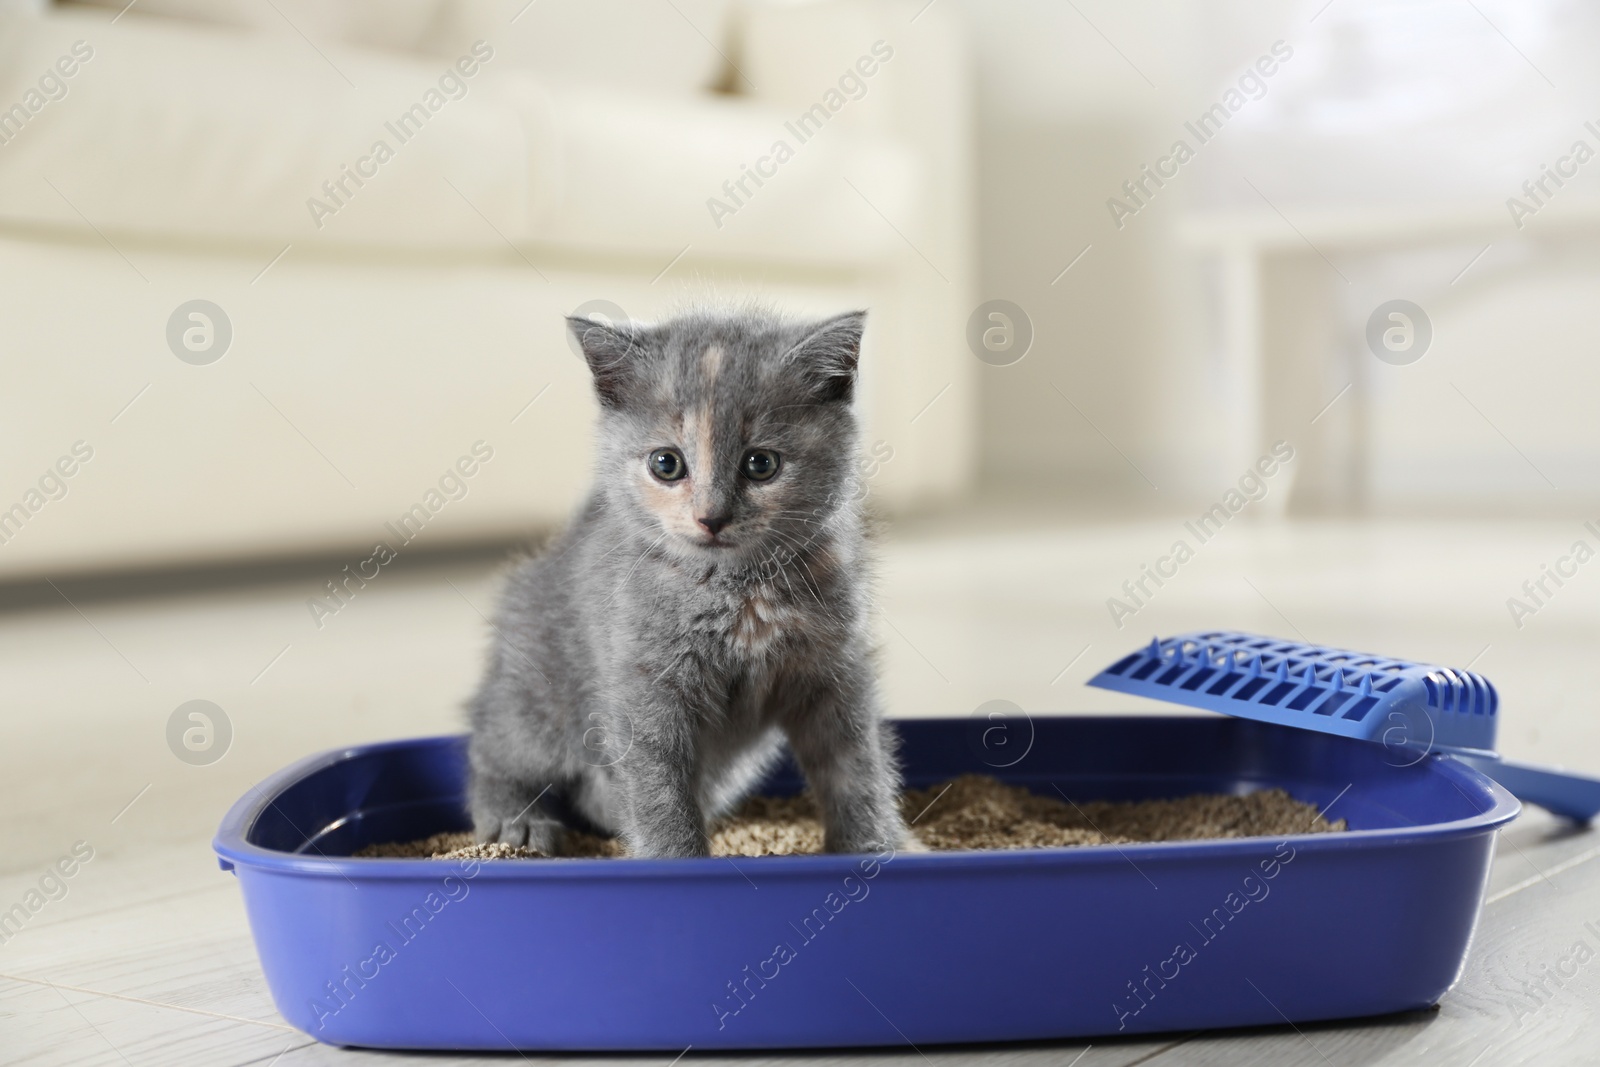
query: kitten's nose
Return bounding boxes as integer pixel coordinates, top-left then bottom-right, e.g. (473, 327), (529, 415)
(697, 513), (731, 536)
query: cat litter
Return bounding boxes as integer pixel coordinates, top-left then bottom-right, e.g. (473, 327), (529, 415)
(217, 703), (1516, 1050)
(356, 775), (1345, 861)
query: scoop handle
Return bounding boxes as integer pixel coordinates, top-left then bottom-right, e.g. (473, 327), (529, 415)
(1454, 755), (1600, 822)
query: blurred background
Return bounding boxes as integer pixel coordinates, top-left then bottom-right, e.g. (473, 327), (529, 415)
(4, 0), (1600, 870)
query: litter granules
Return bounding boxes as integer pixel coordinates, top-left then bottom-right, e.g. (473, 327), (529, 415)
(357, 775), (1344, 860)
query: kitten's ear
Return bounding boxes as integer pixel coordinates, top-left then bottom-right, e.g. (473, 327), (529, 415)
(568, 316), (644, 409)
(787, 310), (866, 403)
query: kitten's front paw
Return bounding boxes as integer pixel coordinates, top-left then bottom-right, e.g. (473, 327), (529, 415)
(898, 830), (930, 853)
(825, 815), (923, 855)
(470, 772), (565, 853)
(475, 811), (563, 854)
(623, 831), (710, 859)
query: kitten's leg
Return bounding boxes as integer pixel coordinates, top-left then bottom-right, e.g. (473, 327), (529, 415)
(467, 644), (570, 851)
(604, 680), (711, 857)
(782, 666), (914, 854)
(468, 769), (565, 853)
(615, 734), (709, 857)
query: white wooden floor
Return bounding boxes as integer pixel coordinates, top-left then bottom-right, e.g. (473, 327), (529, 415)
(3, 515), (1598, 1065)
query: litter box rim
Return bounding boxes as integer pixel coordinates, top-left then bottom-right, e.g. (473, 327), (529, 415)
(213, 717), (1520, 881)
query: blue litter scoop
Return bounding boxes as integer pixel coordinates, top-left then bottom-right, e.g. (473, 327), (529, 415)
(1089, 629), (1600, 822)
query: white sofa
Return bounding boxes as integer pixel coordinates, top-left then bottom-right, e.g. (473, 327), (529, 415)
(0, 0), (973, 578)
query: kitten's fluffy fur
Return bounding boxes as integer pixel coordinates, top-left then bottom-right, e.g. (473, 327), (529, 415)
(466, 307), (912, 858)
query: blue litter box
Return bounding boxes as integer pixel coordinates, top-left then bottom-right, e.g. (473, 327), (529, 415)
(215, 715), (1517, 1051)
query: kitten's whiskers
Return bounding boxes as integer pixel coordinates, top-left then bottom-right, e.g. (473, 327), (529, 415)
(765, 528), (842, 624)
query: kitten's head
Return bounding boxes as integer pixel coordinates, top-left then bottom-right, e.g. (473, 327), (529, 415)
(569, 307), (866, 564)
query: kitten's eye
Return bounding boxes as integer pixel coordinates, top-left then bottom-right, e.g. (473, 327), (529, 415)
(648, 448), (686, 482)
(742, 449), (781, 482)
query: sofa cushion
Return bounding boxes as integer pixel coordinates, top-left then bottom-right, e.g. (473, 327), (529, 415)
(528, 84), (914, 264)
(0, 11), (544, 248)
(433, 0), (735, 98)
(59, 0), (447, 53)
(0, 9), (912, 263)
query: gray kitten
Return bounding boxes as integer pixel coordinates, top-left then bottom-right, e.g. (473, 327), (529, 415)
(466, 307), (913, 859)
